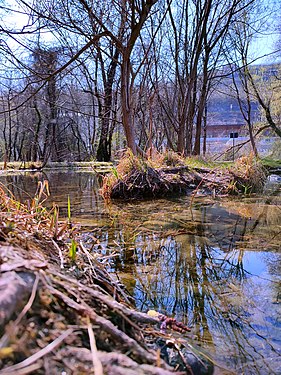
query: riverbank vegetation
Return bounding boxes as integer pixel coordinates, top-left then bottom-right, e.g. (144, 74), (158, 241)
(101, 151), (267, 200)
(0, 183), (216, 374)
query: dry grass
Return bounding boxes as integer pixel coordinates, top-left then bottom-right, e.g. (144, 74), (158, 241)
(0, 180), (75, 248)
(229, 154), (267, 194)
(100, 150), (189, 200)
(101, 150), (268, 200)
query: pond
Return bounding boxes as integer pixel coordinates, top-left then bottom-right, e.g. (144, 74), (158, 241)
(1, 169), (280, 375)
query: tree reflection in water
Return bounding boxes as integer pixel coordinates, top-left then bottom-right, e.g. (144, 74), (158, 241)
(112, 203), (281, 375)
(1, 171), (280, 374)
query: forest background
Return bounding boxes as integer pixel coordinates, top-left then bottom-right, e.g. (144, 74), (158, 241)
(0, 0), (280, 164)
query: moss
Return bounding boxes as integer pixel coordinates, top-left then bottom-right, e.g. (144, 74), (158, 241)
(185, 157), (232, 170)
(260, 157), (281, 169)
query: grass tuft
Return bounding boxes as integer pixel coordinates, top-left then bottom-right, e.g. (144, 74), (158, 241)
(229, 154), (267, 194)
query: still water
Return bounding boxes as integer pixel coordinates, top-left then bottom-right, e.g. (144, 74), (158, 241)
(1, 170), (281, 375)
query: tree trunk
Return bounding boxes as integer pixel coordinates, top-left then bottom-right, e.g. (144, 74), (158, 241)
(31, 99), (42, 161)
(96, 47), (120, 161)
(203, 105), (207, 156)
(193, 52), (209, 156)
(177, 119), (185, 154)
(121, 52), (137, 155)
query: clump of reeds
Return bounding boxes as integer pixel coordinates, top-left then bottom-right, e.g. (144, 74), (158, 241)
(164, 150), (185, 166)
(229, 154), (267, 194)
(100, 149), (189, 200)
(0, 181), (78, 263)
(100, 150), (147, 199)
(149, 149), (185, 168)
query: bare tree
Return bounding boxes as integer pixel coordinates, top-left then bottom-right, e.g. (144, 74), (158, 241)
(0, 0), (278, 162)
(225, 6), (260, 156)
(8, 0), (159, 156)
(226, 0), (281, 141)
(153, 0), (257, 156)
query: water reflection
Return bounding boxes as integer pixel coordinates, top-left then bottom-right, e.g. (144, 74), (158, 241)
(108, 204), (281, 374)
(0, 171), (280, 374)
(92, 198), (281, 375)
(0, 170), (106, 223)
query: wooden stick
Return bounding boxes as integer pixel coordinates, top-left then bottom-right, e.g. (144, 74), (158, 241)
(87, 317), (103, 375)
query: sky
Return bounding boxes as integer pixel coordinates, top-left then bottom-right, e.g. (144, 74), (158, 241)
(251, 35), (280, 64)
(2, 0), (281, 65)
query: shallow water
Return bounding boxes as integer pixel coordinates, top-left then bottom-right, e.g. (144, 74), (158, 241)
(1, 170), (280, 375)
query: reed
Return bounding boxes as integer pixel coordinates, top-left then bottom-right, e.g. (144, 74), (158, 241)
(69, 239), (77, 261)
